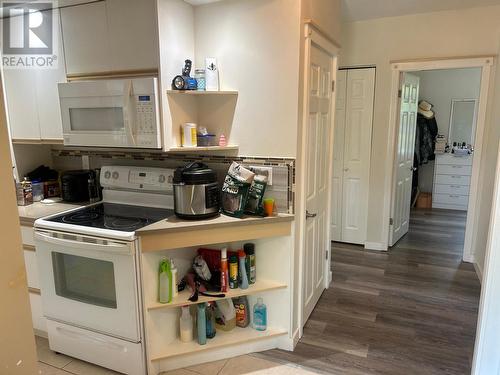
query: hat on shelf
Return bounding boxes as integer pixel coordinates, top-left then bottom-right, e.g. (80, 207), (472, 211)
(418, 100), (434, 119)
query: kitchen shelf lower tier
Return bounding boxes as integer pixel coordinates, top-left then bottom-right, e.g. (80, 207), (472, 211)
(147, 280), (286, 311)
(151, 327), (287, 361)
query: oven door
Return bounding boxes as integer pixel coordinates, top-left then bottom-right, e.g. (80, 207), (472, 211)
(34, 230), (141, 342)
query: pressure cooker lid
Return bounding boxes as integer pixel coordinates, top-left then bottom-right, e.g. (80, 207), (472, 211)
(173, 162), (217, 184)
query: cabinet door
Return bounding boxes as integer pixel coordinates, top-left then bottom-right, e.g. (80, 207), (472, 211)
(106, 0), (159, 71)
(3, 69), (41, 140)
(60, 1), (111, 75)
(35, 8), (66, 140)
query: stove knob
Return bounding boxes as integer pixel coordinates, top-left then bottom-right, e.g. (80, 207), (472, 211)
(104, 171), (111, 179)
(158, 174), (166, 183)
(112, 171), (119, 180)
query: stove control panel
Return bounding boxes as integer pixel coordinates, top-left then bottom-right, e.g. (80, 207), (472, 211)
(100, 166), (174, 193)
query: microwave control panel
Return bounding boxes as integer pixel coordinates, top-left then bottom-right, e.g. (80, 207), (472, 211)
(135, 94), (160, 147)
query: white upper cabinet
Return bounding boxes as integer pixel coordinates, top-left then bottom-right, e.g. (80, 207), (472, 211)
(60, 2), (112, 75)
(60, 0), (159, 75)
(106, 0), (159, 71)
(3, 8), (66, 141)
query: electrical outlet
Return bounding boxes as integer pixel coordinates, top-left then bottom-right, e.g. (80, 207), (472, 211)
(249, 166), (273, 185)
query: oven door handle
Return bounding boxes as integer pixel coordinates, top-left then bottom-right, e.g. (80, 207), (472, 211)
(34, 231), (131, 255)
(55, 326), (129, 352)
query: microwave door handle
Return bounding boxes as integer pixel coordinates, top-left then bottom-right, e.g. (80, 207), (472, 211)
(34, 231), (130, 254)
(123, 81), (137, 146)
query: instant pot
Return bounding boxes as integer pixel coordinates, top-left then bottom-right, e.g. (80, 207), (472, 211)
(173, 162), (220, 220)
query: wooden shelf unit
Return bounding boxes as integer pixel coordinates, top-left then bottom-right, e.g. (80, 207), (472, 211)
(151, 327), (287, 361)
(167, 90), (238, 96)
(148, 279), (286, 311)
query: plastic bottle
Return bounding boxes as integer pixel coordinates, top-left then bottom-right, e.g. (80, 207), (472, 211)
(197, 303), (207, 345)
(206, 302), (216, 339)
(179, 306), (193, 342)
(253, 298), (267, 331)
(233, 296), (250, 328)
(229, 253), (239, 289)
(238, 250), (249, 290)
(158, 259), (172, 304)
(171, 259), (178, 298)
(244, 243), (256, 284)
(220, 248), (229, 293)
(215, 299), (236, 331)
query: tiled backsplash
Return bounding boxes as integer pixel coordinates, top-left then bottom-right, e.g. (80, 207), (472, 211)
(51, 149), (295, 213)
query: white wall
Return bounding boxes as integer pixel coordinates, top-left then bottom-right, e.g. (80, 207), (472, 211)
(193, 0), (301, 157)
(340, 5), (500, 268)
(414, 68), (481, 193)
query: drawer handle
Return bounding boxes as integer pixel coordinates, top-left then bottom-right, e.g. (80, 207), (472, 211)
(451, 176), (461, 179)
(452, 165), (463, 168)
(449, 195), (461, 198)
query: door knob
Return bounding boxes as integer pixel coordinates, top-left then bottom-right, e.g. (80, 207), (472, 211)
(306, 210), (317, 219)
(410, 167), (417, 171)
(343, 168), (349, 172)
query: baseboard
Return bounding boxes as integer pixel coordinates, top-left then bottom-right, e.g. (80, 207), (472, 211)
(463, 254), (475, 263)
(292, 327), (300, 348)
(473, 262), (483, 284)
(364, 242), (388, 251)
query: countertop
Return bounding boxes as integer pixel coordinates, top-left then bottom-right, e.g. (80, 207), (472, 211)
(138, 213), (294, 235)
(18, 201), (83, 226)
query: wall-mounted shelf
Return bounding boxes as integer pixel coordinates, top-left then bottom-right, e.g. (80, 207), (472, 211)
(167, 145), (239, 153)
(151, 327), (287, 361)
(167, 90), (238, 96)
(148, 280), (286, 311)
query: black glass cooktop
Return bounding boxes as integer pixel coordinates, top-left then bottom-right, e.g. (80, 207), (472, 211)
(48, 203), (174, 232)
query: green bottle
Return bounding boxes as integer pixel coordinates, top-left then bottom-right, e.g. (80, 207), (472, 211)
(158, 259), (172, 303)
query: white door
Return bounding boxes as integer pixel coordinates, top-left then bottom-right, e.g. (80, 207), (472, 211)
(303, 44), (334, 323)
(389, 73), (419, 246)
(331, 70), (347, 240)
(332, 68), (375, 244)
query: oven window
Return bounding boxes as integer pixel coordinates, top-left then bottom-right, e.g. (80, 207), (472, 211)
(52, 252), (117, 309)
(69, 107), (124, 131)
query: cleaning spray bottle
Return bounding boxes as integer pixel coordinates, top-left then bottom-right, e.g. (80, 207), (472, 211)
(158, 258), (172, 304)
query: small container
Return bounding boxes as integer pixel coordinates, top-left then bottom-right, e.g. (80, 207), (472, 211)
(181, 123), (197, 147)
(233, 296), (250, 328)
(197, 134), (217, 147)
(195, 69), (206, 91)
(238, 250), (249, 290)
(244, 243), (256, 284)
(43, 180), (60, 198)
(32, 181), (44, 202)
(179, 306), (193, 342)
(229, 253), (239, 289)
(220, 248), (229, 293)
(171, 259), (178, 298)
(253, 298), (267, 331)
(17, 178), (33, 206)
(206, 302), (216, 339)
(263, 198), (275, 216)
(215, 299), (236, 331)
(197, 303), (207, 345)
(158, 259), (172, 304)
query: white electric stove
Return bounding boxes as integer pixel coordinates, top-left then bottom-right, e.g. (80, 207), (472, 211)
(34, 166), (174, 375)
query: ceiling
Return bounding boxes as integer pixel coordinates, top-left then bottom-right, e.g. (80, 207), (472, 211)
(342, 0), (500, 21)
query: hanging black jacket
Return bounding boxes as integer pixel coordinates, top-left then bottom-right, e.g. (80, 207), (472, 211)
(415, 113), (438, 165)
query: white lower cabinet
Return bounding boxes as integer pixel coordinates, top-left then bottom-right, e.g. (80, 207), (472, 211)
(432, 154), (473, 210)
(30, 292), (47, 335)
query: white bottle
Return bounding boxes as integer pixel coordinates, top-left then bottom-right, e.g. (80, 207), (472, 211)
(205, 57), (219, 91)
(179, 306), (193, 342)
(171, 259), (178, 298)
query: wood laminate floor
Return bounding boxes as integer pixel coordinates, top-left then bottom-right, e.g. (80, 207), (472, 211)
(258, 208), (481, 375)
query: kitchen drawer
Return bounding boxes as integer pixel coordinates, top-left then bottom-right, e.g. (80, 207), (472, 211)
(29, 292), (47, 335)
(435, 164), (472, 176)
(21, 225), (35, 246)
(24, 250), (39, 289)
(436, 154), (473, 166)
(434, 184), (470, 196)
(432, 202), (468, 211)
(433, 193), (469, 206)
(434, 174), (471, 186)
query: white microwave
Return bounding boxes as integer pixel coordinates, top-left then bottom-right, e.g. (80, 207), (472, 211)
(58, 77), (161, 149)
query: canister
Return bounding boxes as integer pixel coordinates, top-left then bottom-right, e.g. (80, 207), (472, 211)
(181, 123), (197, 147)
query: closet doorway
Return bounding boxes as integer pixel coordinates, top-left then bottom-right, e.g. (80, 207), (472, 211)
(331, 67), (375, 245)
(386, 57), (493, 267)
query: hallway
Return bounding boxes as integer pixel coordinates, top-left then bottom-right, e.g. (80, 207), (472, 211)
(259, 208), (481, 374)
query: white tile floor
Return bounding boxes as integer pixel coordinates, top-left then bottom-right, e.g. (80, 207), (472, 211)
(36, 336), (325, 375)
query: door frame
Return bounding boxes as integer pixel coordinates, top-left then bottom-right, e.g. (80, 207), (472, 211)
(295, 21), (339, 340)
(384, 56), (494, 263)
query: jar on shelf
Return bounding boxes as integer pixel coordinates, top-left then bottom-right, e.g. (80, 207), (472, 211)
(195, 69), (206, 91)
